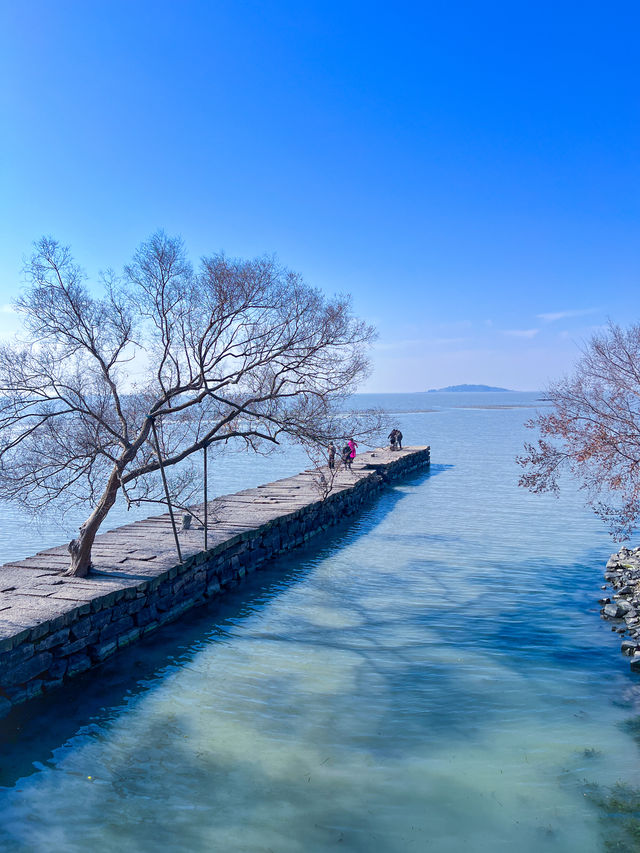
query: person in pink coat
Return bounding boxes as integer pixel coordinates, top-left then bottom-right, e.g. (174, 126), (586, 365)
(348, 438), (358, 461)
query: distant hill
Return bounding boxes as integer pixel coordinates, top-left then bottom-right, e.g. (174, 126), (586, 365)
(427, 384), (512, 393)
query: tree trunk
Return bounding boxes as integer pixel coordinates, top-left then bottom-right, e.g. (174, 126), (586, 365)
(66, 468), (121, 577)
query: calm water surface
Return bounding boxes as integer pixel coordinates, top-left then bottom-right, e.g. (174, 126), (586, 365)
(1, 392), (640, 852)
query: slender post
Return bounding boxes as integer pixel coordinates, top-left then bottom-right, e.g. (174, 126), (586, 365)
(148, 415), (183, 564)
(203, 443), (208, 551)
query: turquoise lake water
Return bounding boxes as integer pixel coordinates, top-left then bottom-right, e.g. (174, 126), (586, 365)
(2, 391), (640, 852)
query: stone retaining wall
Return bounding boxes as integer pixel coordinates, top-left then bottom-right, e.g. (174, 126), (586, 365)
(0, 447), (429, 717)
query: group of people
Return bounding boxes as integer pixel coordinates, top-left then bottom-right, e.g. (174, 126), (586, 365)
(327, 438), (357, 470)
(388, 428), (403, 450)
(325, 429), (404, 470)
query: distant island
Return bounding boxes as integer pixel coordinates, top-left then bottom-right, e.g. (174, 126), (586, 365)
(427, 384), (512, 393)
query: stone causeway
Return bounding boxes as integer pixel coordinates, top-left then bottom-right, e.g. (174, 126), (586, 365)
(0, 446), (430, 716)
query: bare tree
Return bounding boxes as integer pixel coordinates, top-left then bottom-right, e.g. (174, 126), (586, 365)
(517, 322), (640, 539)
(0, 232), (381, 576)
(304, 439), (349, 502)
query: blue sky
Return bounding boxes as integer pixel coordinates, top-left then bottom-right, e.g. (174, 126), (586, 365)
(1, 1), (638, 391)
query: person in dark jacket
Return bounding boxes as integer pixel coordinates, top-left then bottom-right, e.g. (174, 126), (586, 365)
(341, 443), (352, 469)
(327, 441), (336, 469)
(388, 428), (403, 450)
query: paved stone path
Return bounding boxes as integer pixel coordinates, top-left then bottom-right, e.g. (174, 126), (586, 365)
(0, 448), (427, 651)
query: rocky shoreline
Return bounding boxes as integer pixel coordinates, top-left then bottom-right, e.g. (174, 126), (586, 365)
(601, 546), (640, 670)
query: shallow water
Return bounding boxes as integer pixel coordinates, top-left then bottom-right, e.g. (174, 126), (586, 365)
(2, 392), (640, 852)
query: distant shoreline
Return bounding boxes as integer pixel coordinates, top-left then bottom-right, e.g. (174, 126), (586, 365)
(427, 384), (512, 393)
(352, 389), (543, 397)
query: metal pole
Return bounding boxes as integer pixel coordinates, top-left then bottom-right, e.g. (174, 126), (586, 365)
(203, 443), (208, 551)
(148, 416), (183, 564)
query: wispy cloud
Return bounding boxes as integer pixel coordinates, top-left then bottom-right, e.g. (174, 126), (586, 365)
(537, 308), (598, 323)
(0, 304), (15, 314)
(502, 328), (539, 339)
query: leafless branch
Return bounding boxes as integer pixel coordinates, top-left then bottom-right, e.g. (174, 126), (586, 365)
(0, 232), (379, 575)
(518, 321), (640, 539)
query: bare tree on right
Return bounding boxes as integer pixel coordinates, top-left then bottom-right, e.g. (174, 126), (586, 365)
(518, 322), (640, 539)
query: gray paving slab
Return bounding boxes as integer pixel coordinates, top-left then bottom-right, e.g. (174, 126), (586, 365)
(0, 447), (428, 645)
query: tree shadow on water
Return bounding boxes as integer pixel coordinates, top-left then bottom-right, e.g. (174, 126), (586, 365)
(0, 708), (450, 853)
(0, 464), (449, 790)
